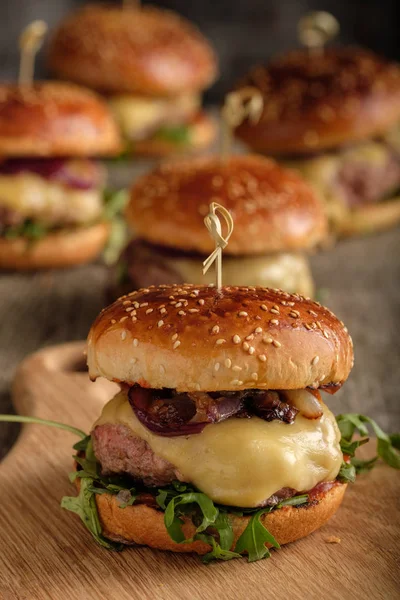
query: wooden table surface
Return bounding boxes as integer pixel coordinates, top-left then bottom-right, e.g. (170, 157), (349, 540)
(0, 159), (400, 459)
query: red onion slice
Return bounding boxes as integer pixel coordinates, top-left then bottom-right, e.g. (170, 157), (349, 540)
(0, 158), (103, 190)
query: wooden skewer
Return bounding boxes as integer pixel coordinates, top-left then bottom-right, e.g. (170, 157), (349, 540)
(297, 11), (339, 56)
(203, 202), (234, 290)
(220, 86), (263, 159)
(18, 20), (48, 86)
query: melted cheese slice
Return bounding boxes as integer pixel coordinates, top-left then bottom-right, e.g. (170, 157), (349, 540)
(94, 391), (342, 507)
(163, 251), (314, 298)
(0, 174), (103, 226)
(109, 94), (200, 140)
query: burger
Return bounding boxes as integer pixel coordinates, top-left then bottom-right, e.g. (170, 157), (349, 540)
(0, 81), (121, 270)
(65, 283), (354, 560)
(47, 4), (218, 156)
(115, 155), (327, 298)
(233, 48), (400, 236)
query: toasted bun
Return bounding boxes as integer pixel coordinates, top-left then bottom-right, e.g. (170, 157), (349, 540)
(335, 197), (400, 237)
(130, 112), (216, 157)
(86, 481), (347, 553)
(235, 48), (400, 156)
(0, 82), (121, 157)
(0, 222), (109, 270)
(127, 155), (327, 254)
(87, 284), (354, 391)
(48, 4), (217, 96)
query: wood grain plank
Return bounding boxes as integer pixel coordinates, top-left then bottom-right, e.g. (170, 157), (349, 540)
(0, 343), (399, 600)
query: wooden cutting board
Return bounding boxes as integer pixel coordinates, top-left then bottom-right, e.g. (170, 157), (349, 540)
(0, 343), (399, 600)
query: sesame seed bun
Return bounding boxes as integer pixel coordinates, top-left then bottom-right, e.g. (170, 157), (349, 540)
(129, 112), (217, 157)
(77, 478), (346, 553)
(87, 284), (354, 391)
(0, 82), (121, 157)
(234, 48), (400, 156)
(126, 155), (327, 255)
(0, 222), (110, 270)
(47, 4), (218, 96)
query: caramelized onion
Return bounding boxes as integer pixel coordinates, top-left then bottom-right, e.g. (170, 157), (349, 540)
(282, 389), (323, 419)
(0, 158), (102, 190)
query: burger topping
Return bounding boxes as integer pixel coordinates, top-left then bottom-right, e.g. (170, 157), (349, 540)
(0, 160), (103, 228)
(94, 390), (342, 507)
(128, 386), (300, 437)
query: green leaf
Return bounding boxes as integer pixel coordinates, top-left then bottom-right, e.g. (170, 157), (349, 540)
(3, 220), (48, 241)
(164, 492), (218, 543)
(351, 456), (378, 474)
(154, 124), (191, 144)
(340, 437), (369, 457)
(61, 477), (123, 551)
(277, 494), (309, 508)
(336, 414), (400, 471)
(234, 509), (280, 562)
(337, 461), (356, 483)
(213, 511), (234, 551)
(72, 435), (91, 452)
(0, 414), (87, 439)
(195, 533), (241, 564)
(102, 189), (128, 221)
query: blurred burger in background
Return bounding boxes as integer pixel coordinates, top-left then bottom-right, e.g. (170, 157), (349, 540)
(114, 154), (327, 298)
(233, 47), (400, 236)
(0, 82), (121, 269)
(47, 4), (218, 157)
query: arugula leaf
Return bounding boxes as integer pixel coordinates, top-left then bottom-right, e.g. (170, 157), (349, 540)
(0, 414), (87, 439)
(72, 435), (91, 452)
(102, 189), (128, 221)
(154, 124), (191, 144)
(340, 437), (369, 457)
(195, 533), (241, 564)
(337, 461), (356, 483)
(336, 414), (400, 470)
(164, 492), (218, 542)
(3, 220), (48, 241)
(277, 494), (309, 508)
(61, 477), (123, 551)
(351, 456), (378, 474)
(234, 509), (280, 562)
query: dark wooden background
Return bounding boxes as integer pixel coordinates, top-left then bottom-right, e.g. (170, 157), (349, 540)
(0, 0), (399, 100)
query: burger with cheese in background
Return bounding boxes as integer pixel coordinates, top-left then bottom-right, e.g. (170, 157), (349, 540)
(47, 4), (218, 157)
(0, 81), (122, 269)
(233, 47), (400, 236)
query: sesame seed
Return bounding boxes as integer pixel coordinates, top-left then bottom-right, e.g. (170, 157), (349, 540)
(287, 302), (295, 307)
(270, 319), (279, 325)
(158, 320), (164, 328)
(316, 321), (323, 330)
(140, 303), (148, 308)
(233, 335), (241, 344)
(232, 365), (242, 372)
(111, 319), (116, 324)
(261, 304), (268, 311)
(263, 336), (273, 344)
(272, 340), (282, 348)
(216, 339), (226, 345)
(146, 308), (153, 314)
(160, 308), (166, 314)
(323, 330), (330, 339)
(159, 365), (165, 375)
(131, 316), (137, 322)
(126, 307), (134, 312)
(178, 311), (186, 316)
(289, 311), (299, 318)
(246, 334), (254, 341)
(225, 358), (232, 368)
(170, 301), (177, 305)
(248, 346), (255, 355)
(198, 299), (205, 305)
(251, 373), (258, 381)
(120, 316), (128, 322)
(122, 300), (131, 305)
(172, 333), (178, 341)
(130, 357), (137, 364)
(133, 339), (139, 347)
(214, 362), (220, 372)
(173, 340), (181, 350)
(121, 331), (127, 340)
(258, 354), (267, 362)
(309, 310), (318, 317)
(305, 323), (312, 330)
(243, 342), (250, 351)
(175, 302), (182, 308)
(231, 380), (243, 386)
(255, 327), (263, 334)
(133, 302), (139, 309)
(312, 355), (320, 365)
(188, 308), (199, 313)
(212, 325), (220, 334)
(270, 308), (280, 315)
(238, 311), (248, 317)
